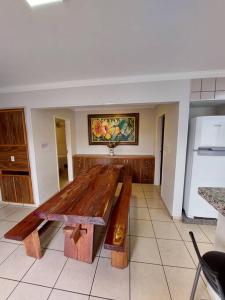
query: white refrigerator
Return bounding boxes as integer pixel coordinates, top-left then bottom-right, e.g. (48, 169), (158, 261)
(183, 116), (225, 219)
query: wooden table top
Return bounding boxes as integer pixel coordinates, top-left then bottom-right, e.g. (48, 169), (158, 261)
(35, 165), (121, 225)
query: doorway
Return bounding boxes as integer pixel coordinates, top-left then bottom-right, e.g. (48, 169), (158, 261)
(54, 118), (69, 189)
(159, 114), (165, 185)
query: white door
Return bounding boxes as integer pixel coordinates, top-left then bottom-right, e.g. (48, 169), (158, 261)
(187, 152), (225, 218)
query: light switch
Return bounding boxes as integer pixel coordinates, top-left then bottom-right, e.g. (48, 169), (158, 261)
(10, 156), (15, 162)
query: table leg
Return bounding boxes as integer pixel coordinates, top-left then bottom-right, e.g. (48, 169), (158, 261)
(63, 224), (94, 263)
(23, 229), (42, 259)
(111, 237), (128, 269)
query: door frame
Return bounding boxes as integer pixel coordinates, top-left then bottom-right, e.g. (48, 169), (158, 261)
(53, 116), (73, 190)
(155, 114), (166, 186)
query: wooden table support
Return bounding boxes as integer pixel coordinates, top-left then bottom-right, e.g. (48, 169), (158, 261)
(63, 224), (94, 263)
(23, 229), (42, 259)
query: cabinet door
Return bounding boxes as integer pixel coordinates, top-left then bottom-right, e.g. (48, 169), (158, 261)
(14, 176), (33, 204)
(7, 110), (26, 145)
(0, 175), (17, 202)
(0, 110), (26, 146)
(0, 112), (11, 145)
(131, 159), (141, 183)
(140, 159), (154, 184)
(73, 156), (81, 177)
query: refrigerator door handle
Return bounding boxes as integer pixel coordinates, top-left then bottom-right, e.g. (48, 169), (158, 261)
(197, 149), (225, 156)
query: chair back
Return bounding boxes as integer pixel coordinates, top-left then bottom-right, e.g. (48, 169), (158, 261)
(189, 231), (225, 299)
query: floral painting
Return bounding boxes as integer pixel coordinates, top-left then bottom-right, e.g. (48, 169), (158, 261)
(88, 113), (139, 145)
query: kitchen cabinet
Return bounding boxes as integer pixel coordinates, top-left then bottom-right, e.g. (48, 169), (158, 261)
(73, 155), (155, 183)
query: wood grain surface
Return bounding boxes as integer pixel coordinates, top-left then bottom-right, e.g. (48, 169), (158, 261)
(104, 176), (132, 252)
(35, 164), (122, 225)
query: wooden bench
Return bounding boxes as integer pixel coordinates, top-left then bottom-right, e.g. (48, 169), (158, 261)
(4, 165), (105, 259)
(104, 176), (132, 269)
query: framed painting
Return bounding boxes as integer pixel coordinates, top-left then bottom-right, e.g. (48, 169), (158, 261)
(88, 113), (139, 145)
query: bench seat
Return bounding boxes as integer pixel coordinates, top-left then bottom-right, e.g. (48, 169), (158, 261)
(104, 175), (132, 268)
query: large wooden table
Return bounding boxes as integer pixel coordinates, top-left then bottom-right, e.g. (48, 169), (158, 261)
(35, 164), (121, 263)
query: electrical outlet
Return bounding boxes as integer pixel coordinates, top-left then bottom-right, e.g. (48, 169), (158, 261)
(10, 156), (15, 162)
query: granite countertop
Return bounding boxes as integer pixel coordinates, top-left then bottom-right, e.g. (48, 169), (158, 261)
(198, 187), (225, 217)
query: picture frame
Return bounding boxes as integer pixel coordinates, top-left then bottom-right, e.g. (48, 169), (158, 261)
(88, 113), (139, 145)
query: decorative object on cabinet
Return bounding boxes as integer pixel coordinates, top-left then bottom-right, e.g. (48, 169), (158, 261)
(107, 142), (118, 156)
(88, 113), (139, 145)
(0, 108), (34, 204)
(73, 154), (155, 183)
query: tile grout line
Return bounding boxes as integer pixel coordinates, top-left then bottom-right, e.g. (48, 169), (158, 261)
(0, 243), (20, 267)
(196, 223), (213, 244)
(46, 257), (69, 300)
(88, 255), (100, 298)
(0, 187), (215, 299)
(149, 213), (173, 300)
(1, 223), (61, 298)
(5, 246), (38, 300)
(173, 221), (211, 289)
(141, 185), (172, 300)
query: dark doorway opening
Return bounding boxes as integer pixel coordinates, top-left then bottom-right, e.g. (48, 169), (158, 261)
(159, 115), (165, 185)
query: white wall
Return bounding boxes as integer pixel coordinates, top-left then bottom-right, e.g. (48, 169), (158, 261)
(31, 108), (76, 203)
(0, 80), (189, 108)
(154, 104), (179, 216)
(75, 108), (155, 155)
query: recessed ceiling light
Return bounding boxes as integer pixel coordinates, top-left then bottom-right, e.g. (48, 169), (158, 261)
(26, 0), (63, 7)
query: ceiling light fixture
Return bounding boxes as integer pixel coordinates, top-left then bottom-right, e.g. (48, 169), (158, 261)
(26, 0), (63, 7)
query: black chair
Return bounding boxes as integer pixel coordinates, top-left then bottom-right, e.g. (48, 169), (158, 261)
(189, 231), (225, 300)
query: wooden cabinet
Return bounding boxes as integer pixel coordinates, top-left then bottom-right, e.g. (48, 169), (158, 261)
(73, 155), (155, 183)
(0, 172), (33, 204)
(0, 175), (17, 203)
(0, 146), (29, 171)
(0, 108), (34, 204)
(14, 175), (33, 204)
(0, 109), (27, 146)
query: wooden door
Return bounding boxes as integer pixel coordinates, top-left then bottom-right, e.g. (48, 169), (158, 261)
(0, 175), (17, 202)
(14, 176), (33, 204)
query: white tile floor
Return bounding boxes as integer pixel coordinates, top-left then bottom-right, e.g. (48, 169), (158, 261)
(0, 184), (216, 300)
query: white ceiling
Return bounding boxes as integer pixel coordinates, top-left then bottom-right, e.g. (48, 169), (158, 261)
(1, 0), (225, 91)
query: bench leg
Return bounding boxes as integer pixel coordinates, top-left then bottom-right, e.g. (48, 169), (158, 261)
(23, 230), (42, 259)
(111, 238), (128, 269)
(64, 224), (94, 263)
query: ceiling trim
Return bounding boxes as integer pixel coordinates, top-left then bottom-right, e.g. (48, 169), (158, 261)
(1, 69), (225, 94)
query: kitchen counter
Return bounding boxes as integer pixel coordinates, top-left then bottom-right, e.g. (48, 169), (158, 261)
(198, 187), (225, 300)
(198, 187), (225, 217)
